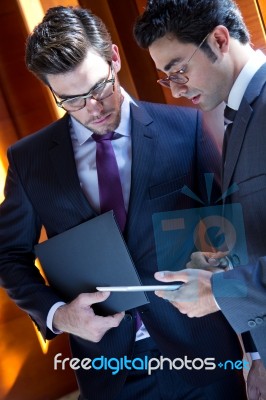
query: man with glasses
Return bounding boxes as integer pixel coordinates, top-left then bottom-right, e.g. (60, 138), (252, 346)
(134, 0), (266, 398)
(49, 63), (116, 112)
(154, 33), (210, 90)
(0, 5), (248, 400)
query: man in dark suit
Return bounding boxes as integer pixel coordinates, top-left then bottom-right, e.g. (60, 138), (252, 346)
(0, 6), (248, 400)
(134, 0), (266, 398)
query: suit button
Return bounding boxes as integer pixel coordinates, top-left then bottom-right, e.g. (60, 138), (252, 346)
(248, 319), (256, 328)
(124, 313), (132, 322)
(255, 317), (263, 325)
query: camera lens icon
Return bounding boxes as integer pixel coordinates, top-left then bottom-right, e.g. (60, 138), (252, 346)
(193, 215), (237, 253)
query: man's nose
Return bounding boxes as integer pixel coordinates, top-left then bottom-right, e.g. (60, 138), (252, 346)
(84, 97), (104, 114)
(170, 81), (188, 98)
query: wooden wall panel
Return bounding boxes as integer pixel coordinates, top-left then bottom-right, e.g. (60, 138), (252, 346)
(238, 0), (266, 52)
(0, 308), (78, 400)
(40, 0), (78, 11)
(0, 86), (18, 168)
(257, 0), (266, 31)
(0, 0), (57, 139)
(0, 2), (78, 399)
(79, 0), (166, 103)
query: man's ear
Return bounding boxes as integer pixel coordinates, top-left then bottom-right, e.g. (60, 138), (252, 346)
(111, 44), (121, 73)
(211, 25), (230, 54)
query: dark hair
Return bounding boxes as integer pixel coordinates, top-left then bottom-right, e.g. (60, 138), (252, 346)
(25, 6), (113, 83)
(134, 0), (250, 60)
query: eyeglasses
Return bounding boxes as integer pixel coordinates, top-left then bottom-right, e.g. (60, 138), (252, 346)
(157, 33), (209, 88)
(50, 63), (115, 112)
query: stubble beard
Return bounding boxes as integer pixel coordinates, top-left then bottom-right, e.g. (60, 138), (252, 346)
(72, 88), (124, 135)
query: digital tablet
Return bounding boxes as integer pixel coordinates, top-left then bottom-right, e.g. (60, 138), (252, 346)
(96, 284), (181, 292)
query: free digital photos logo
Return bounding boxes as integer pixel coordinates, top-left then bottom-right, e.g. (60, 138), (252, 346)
(152, 173), (248, 272)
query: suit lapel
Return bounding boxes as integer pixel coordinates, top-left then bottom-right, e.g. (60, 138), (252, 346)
(222, 63), (266, 192)
(48, 115), (95, 219)
(126, 102), (155, 235)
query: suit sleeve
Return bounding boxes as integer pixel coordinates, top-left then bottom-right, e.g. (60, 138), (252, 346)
(0, 147), (63, 339)
(211, 259), (266, 332)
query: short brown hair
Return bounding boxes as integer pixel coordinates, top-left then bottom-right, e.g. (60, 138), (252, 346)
(25, 6), (113, 84)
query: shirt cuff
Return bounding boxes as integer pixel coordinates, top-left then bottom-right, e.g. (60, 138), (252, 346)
(213, 295), (221, 310)
(248, 352), (261, 361)
(46, 301), (66, 334)
(225, 256), (234, 270)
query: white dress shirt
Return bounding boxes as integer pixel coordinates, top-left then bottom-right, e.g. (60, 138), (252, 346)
(227, 50), (266, 111)
(70, 89), (132, 212)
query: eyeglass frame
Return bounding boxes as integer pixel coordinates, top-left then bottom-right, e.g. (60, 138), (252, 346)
(157, 33), (210, 88)
(49, 62), (115, 112)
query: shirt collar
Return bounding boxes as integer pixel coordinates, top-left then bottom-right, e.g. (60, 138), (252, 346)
(227, 50), (266, 111)
(70, 88), (136, 145)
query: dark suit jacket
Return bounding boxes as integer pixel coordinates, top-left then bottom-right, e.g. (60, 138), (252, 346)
(0, 101), (243, 399)
(212, 63), (266, 366)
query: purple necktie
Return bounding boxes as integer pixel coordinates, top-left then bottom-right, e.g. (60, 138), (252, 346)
(93, 132), (142, 332)
(135, 311), (142, 331)
(92, 131), (126, 232)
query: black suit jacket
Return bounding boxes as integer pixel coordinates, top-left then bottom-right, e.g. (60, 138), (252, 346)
(212, 63), (266, 366)
(0, 101), (243, 399)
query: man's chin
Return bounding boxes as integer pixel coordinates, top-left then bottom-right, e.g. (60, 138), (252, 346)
(72, 110), (121, 134)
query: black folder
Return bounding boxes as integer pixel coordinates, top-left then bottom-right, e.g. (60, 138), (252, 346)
(35, 211), (149, 315)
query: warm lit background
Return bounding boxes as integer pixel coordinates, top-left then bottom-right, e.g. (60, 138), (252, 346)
(0, 1), (265, 399)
